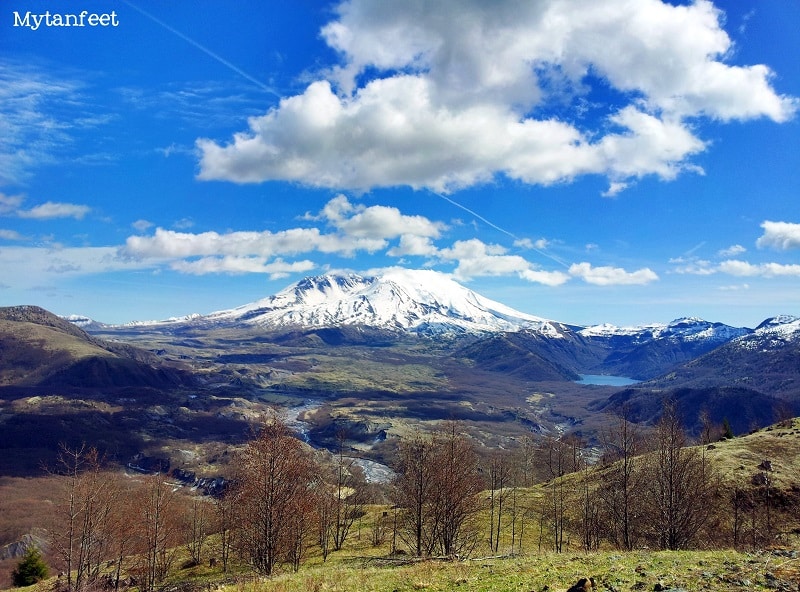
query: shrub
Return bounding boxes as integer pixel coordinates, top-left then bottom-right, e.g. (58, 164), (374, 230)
(12, 546), (49, 587)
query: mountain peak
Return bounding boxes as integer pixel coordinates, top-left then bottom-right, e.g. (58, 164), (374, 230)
(207, 269), (551, 335)
(755, 315), (800, 332)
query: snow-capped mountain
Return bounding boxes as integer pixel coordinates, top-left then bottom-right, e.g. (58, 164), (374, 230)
(62, 314), (110, 332)
(204, 269), (557, 335)
(639, 314), (800, 397)
(731, 315), (800, 351)
(580, 317), (751, 344)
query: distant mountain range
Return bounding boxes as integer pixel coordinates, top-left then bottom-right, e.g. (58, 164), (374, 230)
(2, 269), (798, 475)
(64, 269), (800, 387)
(70, 268), (759, 338)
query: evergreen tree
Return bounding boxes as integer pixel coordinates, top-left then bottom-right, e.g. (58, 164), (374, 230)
(722, 417), (734, 440)
(12, 546), (49, 587)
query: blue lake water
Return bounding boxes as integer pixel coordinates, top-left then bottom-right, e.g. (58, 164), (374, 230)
(576, 374), (641, 386)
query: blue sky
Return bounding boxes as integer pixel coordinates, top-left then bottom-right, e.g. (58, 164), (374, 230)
(1, 0), (798, 327)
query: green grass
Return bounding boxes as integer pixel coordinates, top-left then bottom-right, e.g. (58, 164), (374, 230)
(206, 549), (800, 592)
(11, 548), (798, 592)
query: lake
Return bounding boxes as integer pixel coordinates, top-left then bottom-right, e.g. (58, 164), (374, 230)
(576, 374), (641, 386)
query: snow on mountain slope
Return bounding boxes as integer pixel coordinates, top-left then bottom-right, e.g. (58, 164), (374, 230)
(205, 269), (555, 334)
(733, 315), (800, 351)
(579, 317), (751, 344)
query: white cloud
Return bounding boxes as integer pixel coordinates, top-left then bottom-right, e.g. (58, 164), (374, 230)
(569, 262), (659, 285)
(171, 257), (315, 278)
(120, 195), (445, 275)
(17, 201), (91, 220)
(718, 244), (746, 257)
(197, 0), (796, 193)
(387, 234), (439, 257)
(519, 268), (571, 286)
(670, 257), (716, 275)
(514, 237), (552, 251)
(756, 221), (800, 251)
(132, 219), (154, 232)
(0, 229), (25, 241)
(0, 246), (151, 289)
(719, 260), (800, 278)
(321, 194), (445, 239)
(0, 193), (24, 215)
(435, 238), (570, 285)
(122, 226), (384, 260)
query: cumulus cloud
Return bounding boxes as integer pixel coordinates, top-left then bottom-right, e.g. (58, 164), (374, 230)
(756, 221), (800, 251)
(671, 254), (800, 279)
(387, 234), (439, 257)
(17, 201), (91, 220)
(121, 195), (580, 285)
(670, 257), (716, 275)
(123, 226), (383, 260)
(718, 260), (800, 278)
(197, 0), (796, 193)
(121, 195), (448, 275)
(0, 194), (92, 221)
(320, 194), (445, 239)
(519, 268), (571, 286)
(171, 257), (315, 278)
(569, 262), (659, 285)
(434, 238), (570, 285)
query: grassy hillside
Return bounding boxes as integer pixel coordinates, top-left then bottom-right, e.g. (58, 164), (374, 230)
(2, 419), (799, 592)
(208, 549), (798, 592)
(0, 306), (191, 388)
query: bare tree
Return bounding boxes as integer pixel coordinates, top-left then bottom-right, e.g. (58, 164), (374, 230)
(573, 443), (601, 552)
(132, 473), (184, 592)
(214, 491), (237, 572)
(392, 424), (482, 557)
(230, 413), (317, 575)
(185, 498), (212, 566)
(541, 435), (570, 552)
(428, 424), (483, 557)
(598, 407), (642, 550)
(51, 444), (122, 592)
(392, 431), (434, 556)
(329, 436), (367, 552)
(486, 452), (511, 553)
(640, 399), (717, 550)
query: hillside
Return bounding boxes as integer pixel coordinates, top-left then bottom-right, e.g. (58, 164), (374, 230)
(596, 316), (800, 434)
(0, 306), (219, 476)
(647, 315), (800, 397)
(2, 418), (799, 592)
(0, 306), (192, 389)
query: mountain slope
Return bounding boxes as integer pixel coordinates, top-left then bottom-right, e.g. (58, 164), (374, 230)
(646, 315), (800, 396)
(592, 316), (800, 435)
(579, 317), (752, 379)
(0, 306), (191, 389)
(201, 269), (556, 335)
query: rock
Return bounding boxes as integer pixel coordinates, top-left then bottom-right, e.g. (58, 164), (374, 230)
(566, 577), (595, 591)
